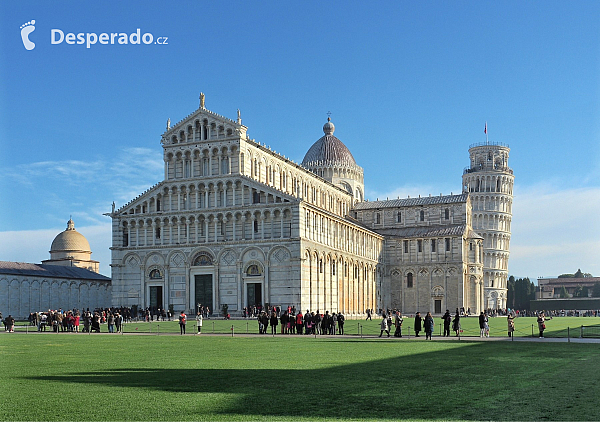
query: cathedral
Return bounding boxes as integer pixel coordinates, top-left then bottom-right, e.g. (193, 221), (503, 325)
(108, 95), (513, 316)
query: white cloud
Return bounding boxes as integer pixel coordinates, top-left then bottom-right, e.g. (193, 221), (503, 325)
(509, 184), (600, 279)
(367, 182), (600, 281)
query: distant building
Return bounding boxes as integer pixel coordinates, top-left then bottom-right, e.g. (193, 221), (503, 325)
(537, 277), (599, 299)
(0, 219), (111, 318)
(108, 97), (513, 315)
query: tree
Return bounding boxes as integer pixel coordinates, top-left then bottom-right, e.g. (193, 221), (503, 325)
(558, 269), (593, 278)
(507, 276), (516, 309)
(559, 286), (569, 298)
(592, 282), (600, 298)
(573, 285), (583, 297)
(508, 277), (536, 310)
(581, 286), (590, 298)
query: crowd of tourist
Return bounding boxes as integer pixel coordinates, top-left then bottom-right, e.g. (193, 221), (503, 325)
(255, 309), (347, 335)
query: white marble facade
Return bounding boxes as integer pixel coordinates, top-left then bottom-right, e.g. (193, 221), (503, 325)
(109, 97), (512, 316)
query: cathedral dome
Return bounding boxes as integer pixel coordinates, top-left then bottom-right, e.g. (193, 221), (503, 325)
(301, 118), (357, 167)
(50, 219), (91, 254)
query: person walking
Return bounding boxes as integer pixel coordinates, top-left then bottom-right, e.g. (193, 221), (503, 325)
(394, 312), (403, 337)
(441, 310), (452, 337)
(507, 313), (515, 337)
(5, 315), (15, 333)
(424, 312), (434, 340)
(179, 311), (187, 335)
(337, 312), (345, 335)
(379, 314), (390, 337)
(414, 312), (423, 337)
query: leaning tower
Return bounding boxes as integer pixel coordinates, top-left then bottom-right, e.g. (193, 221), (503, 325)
(462, 142), (514, 310)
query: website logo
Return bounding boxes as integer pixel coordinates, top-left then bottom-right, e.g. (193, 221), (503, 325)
(20, 20), (36, 50)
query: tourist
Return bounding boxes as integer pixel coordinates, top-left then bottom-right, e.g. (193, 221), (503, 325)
(424, 312), (434, 340)
(441, 310), (452, 337)
(107, 313), (115, 333)
(337, 312), (345, 335)
(366, 309), (372, 320)
(484, 312), (490, 337)
(507, 313), (515, 337)
(394, 312), (403, 337)
(179, 311), (187, 335)
(331, 312), (337, 335)
(269, 311), (278, 335)
(479, 312), (486, 337)
(452, 311), (460, 337)
(537, 312), (546, 338)
(5, 315), (15, 332)
(379, 314), (390, 337)
(295, 311), (303, 335)
(196, 313), (203, 334)
(414, 312), (422, 337)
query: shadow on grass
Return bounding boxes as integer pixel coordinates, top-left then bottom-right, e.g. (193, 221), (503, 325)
(28, 341), (599, 421)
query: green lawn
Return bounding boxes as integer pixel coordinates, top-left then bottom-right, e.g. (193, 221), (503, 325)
(14, 315), (600, 338)
(1, 334), (599, 421)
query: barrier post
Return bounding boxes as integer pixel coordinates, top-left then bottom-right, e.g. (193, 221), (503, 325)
(531, 324), (534, 338)
(157, 325), (159, 335)
(567, 327), (570, 343)
(231, 325), (234, 337)
(246, 321), (249, 334)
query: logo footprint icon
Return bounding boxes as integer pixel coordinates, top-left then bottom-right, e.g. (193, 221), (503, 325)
(20, 20), (36, 50)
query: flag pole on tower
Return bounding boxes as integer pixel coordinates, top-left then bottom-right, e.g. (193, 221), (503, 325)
(484, 121), (488, 144)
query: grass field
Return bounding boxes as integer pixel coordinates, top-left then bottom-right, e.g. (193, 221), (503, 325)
(13, 315), (600, 338)
(1, 333), (600, 421)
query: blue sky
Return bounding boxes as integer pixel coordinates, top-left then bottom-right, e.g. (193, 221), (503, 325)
(1, 1), (599, 279)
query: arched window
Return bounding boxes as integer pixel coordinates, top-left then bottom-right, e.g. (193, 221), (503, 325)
(149, 269), (162, 279)
(420, 210), (425, 221)
(193, 253), (213, 266)
(376, 213), (381, 224)
(397, 212), (401, 223)
(246, 264), (262, 276)
(445, 208), (449, 220)
(407, 273), (413, 288)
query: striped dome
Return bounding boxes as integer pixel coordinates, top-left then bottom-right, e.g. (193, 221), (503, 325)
(301, 118), (356, 166)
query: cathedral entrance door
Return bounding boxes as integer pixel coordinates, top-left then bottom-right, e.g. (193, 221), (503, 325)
(434, 299), (442, 314)
(247, 283), (262, 307)
(150, 286), (163, 311)
(195, 274), (213, 311)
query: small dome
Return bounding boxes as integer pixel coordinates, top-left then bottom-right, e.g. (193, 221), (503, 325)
(323, 117), (335, 135)
(50, 219), (91, 253)
(302, 118), (357, 167)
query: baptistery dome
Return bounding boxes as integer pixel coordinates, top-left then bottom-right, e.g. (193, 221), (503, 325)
(50, 219), (91, 254)
(301, 118), (357, 167)
(43, 218), (99, 273)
